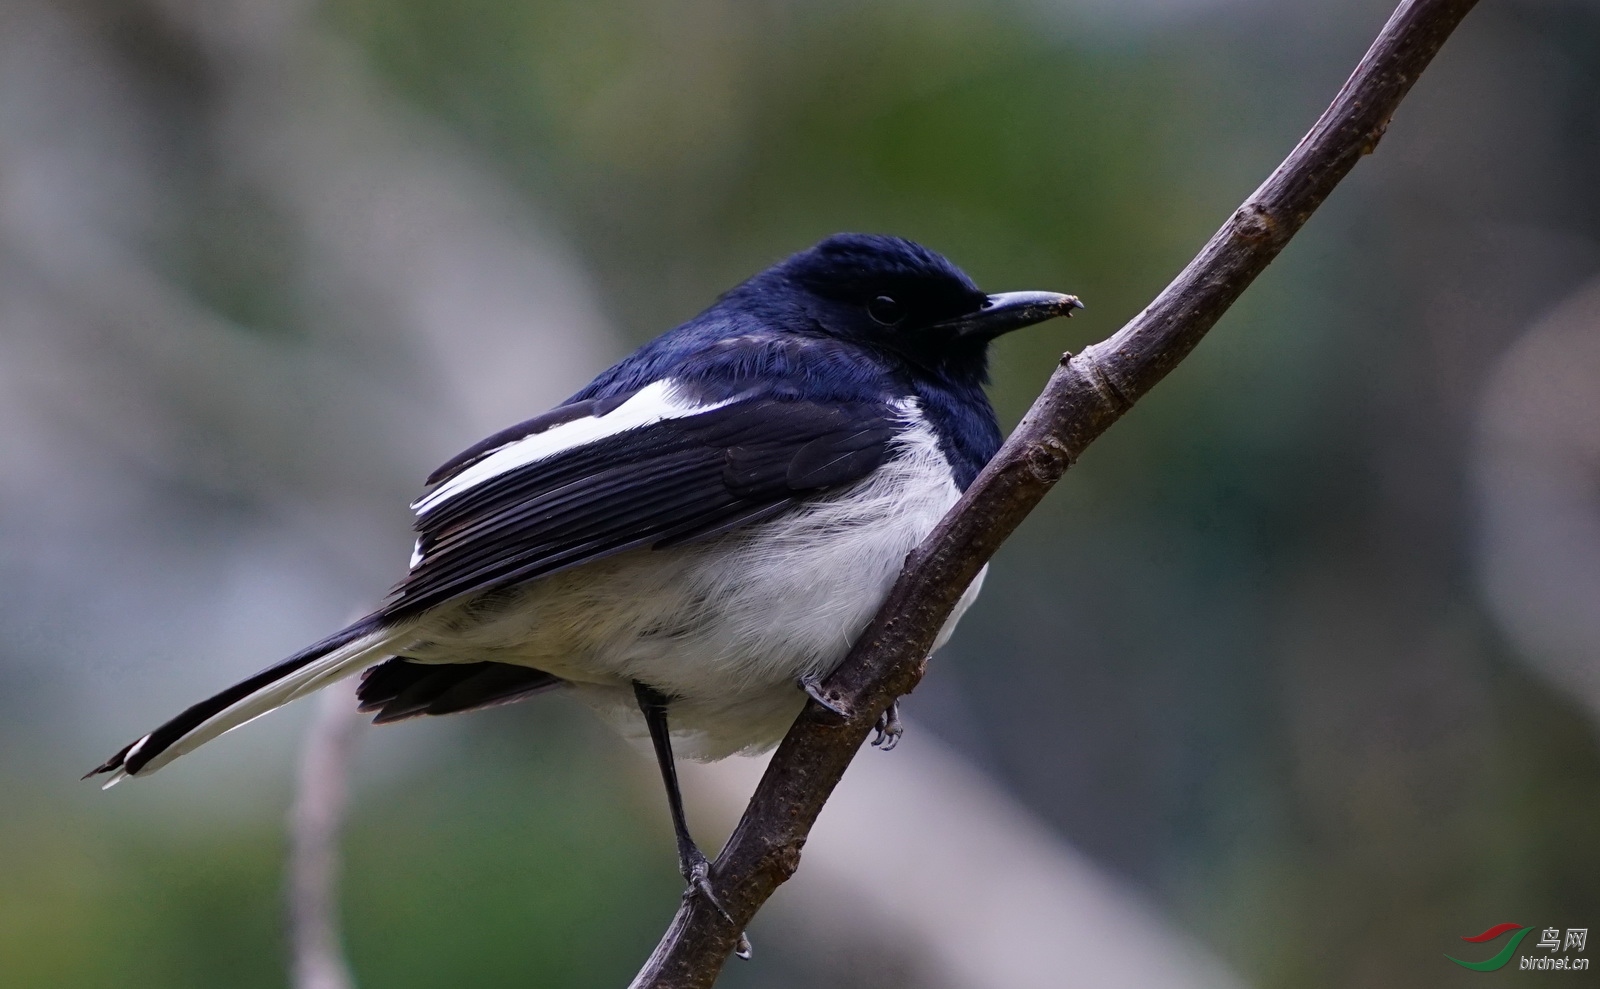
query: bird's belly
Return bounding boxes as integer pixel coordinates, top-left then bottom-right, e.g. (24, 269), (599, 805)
(406, 429), (985, 758)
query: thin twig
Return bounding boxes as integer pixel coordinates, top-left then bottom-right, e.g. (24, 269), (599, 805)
(287, 679), (362, 989)
(629, 1), (1481, 985)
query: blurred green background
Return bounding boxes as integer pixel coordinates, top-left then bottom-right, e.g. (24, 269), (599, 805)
(2, 0), (1598, 986)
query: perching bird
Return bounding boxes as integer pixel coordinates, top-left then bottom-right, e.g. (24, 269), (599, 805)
(87, 233), (1080, 917)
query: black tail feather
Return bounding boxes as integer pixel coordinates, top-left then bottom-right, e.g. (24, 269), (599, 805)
(83, 739), (138, 780)
(358, 658), (563, 724)
(86, 616), (387, 780)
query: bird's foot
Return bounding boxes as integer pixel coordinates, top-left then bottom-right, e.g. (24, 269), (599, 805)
(798, 673), (850, 719)
(679, 844), (752, 957)
(680, 844), (735, 924)
(871, 700), (903, 751)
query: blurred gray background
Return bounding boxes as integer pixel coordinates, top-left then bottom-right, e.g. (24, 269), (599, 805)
(1, 0), (1597, 986)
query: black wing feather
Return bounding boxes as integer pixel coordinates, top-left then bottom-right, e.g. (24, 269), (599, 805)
(387, 397), (897, 619)
(424, 392), (637, 486)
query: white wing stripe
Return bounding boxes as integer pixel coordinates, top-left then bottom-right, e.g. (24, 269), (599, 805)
(412, 380), (729, 515)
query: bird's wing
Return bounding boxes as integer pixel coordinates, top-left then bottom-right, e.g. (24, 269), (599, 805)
(388, 379), (900, 618)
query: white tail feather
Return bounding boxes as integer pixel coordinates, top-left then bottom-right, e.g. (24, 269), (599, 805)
(127, 625), (409, 778)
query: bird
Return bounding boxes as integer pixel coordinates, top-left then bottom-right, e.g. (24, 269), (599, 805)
(86, 232), (1080, 919)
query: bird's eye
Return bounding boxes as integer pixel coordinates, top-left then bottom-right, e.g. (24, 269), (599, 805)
(867, 295), (905, 326)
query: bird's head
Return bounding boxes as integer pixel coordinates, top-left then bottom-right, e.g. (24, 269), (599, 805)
(731, 233), (1082, 385)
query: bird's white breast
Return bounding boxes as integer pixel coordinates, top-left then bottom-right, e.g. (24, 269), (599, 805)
(405, 409), (986, 759)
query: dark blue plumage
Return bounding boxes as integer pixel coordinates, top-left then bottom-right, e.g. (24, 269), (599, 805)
(575, 233), (1045, 488)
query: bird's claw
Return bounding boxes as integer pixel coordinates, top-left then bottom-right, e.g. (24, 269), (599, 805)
(681, 846), (736, 925)
(872, 700), (903, 751)
(680, 846), (751, 956)
(798, 673), (850, 719)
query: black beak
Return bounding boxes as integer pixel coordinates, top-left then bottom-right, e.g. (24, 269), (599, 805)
(932, 291), (1084, 340)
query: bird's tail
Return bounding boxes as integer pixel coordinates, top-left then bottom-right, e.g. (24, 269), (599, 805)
(85, 615), (409, 788)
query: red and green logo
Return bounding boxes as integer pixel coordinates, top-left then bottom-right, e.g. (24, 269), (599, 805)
(1446, 923), (1534, 971)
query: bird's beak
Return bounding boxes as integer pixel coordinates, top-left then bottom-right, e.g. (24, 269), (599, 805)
(933, 291), (1084, 340)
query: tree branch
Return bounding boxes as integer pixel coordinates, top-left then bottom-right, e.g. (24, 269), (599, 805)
(288, 680), (362, 989)
(629, 0), (1481, 985)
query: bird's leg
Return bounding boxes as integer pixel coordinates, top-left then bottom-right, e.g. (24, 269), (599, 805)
(871, 699), (903, 751)
(797, 672), (850, 719)
(633, 682), (738, 929)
